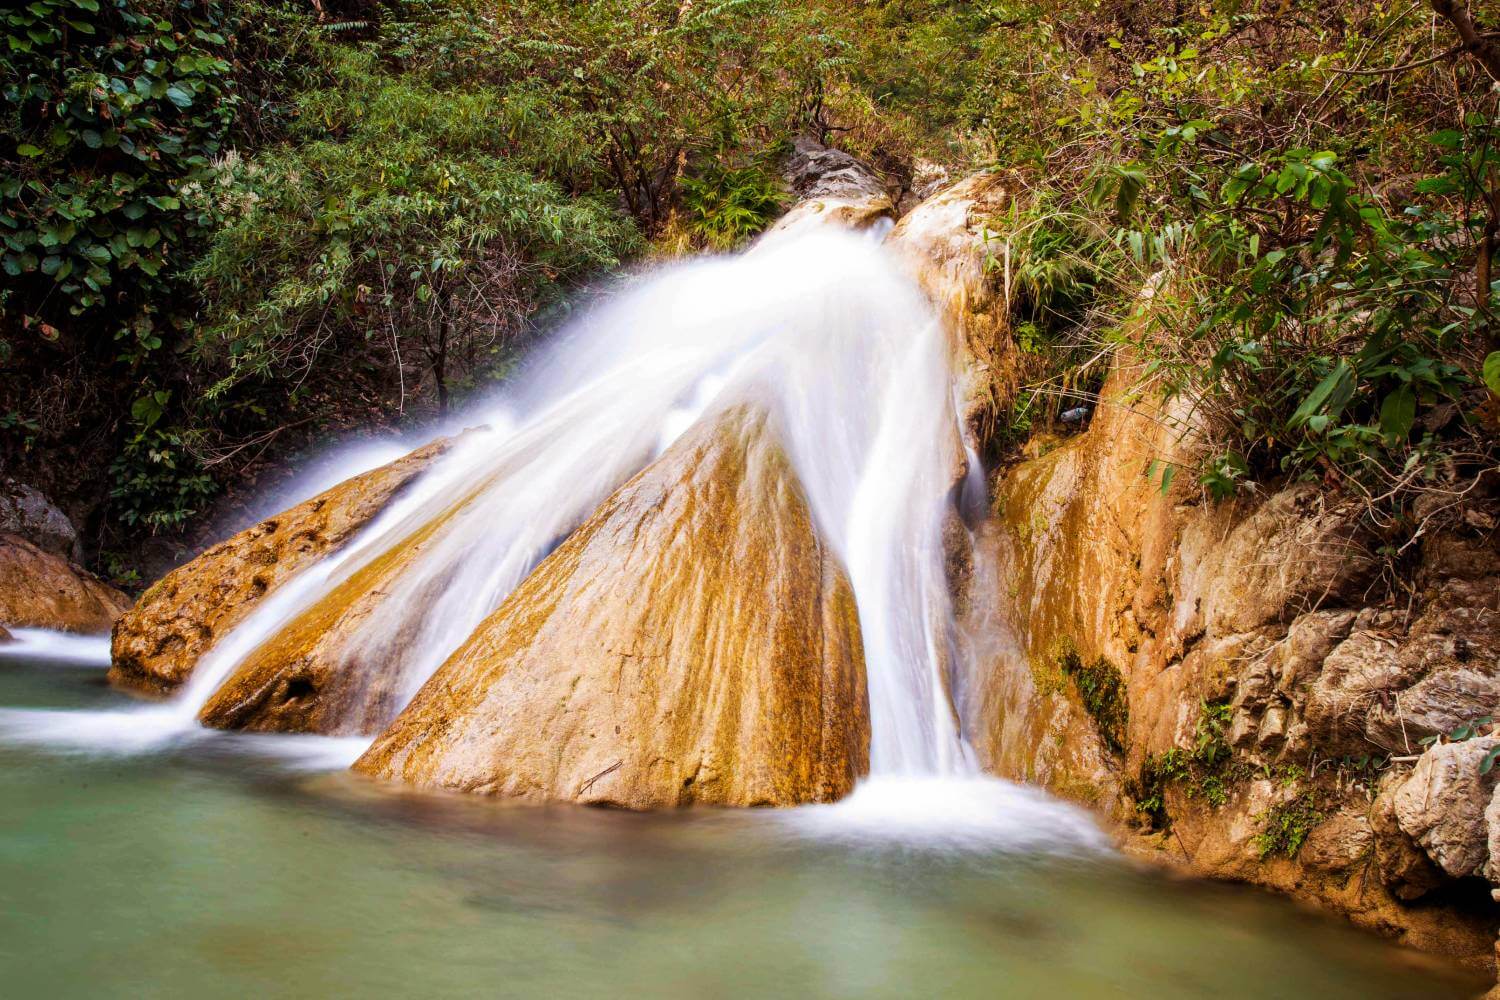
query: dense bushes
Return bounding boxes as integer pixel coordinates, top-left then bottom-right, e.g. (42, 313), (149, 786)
(1, 0), (840, 553)
(936, 1), (1499, 521)
(3, 0), (1497, 564)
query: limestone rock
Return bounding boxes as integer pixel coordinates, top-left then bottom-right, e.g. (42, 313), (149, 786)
(1304, 599), (1500, 756)
(1202, 485), (1376, 636)
(108, 436), (455, 695)
(354, 406), (870, 808)
(1390, 739), (1500, 882)
(0, 533), (129, 633)
(766, 136), (893, 238)
(887, 172), (1020, 444)
(0, 480), (80, 560)
(783, 135), (889, 204)
(1372, 779), (1448, 901)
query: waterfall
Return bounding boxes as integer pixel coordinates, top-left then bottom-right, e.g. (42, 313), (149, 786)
(4, 229), (978, 777)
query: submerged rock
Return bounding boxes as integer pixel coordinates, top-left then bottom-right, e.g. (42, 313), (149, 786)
(108, 437), (455, 696)
(0, 533), (129, 634)
(355, 405), (869, 808)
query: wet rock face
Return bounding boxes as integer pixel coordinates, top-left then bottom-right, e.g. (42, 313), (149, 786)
(108, 437), (455, 696)
(886, 172), (1019, 447)
(0, 480), (80, 561)
(355, 406), (870, 809)
(0, 533), (129, 634)
(193, 504), (452, 735)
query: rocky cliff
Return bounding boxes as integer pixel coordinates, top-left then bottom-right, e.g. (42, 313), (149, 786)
(905, 170), (1500, 977)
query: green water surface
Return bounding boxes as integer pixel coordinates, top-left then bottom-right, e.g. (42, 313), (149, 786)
(0, 653), (1481, 999)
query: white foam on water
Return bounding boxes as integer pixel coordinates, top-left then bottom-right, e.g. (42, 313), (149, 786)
(783, 775), (1111, 854)
(0, 628), (112, 665)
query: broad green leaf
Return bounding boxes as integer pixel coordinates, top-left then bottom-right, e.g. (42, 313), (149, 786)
(1378, 386), (1415, 440)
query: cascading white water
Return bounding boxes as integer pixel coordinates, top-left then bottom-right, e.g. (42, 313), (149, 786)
(3, 229), (980, 777)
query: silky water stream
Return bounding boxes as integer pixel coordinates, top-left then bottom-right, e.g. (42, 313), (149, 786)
(0, 231), (1483, 997)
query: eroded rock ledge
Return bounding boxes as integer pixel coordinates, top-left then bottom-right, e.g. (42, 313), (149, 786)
(932, 246), (1500, 973)
(354, 405), (870, 808)
(108, 436), (456, 696)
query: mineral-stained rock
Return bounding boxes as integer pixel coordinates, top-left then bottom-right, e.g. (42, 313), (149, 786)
(0, 533), (129, 634)
(108, 436), (455, 695)
(193, 502), (456, 735)
(0, 624), (11, 644)
(354, 405), (870, 808)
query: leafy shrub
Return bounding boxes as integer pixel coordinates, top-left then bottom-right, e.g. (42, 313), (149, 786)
(679, 160), (786, 251)
(1059, 648), (1129, 755)
(192, 40), (638, 414)
(2, 0), (232, 345)
(1253, 793), (1323, 859)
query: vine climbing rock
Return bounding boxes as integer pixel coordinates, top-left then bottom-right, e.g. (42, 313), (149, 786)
(0, 533), (129, 634)
(108, 436), (459, 696)
(354, 405), (870, 808)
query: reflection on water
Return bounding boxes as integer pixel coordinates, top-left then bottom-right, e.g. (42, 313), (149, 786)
(0, 650), (1481, 999)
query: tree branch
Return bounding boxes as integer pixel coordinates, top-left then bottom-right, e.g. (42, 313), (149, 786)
(1430, 0), (1500, 80)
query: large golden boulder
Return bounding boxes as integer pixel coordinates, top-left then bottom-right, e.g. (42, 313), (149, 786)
(108, 438), (455, 695)
(354, 406), (869, 808)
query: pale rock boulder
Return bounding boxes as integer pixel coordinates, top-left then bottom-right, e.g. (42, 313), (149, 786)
(355, 405), (870, 808)
(767, 136), (894, 239)
(1377, 739), (1500, 896)
(886, 171), (1019, 444)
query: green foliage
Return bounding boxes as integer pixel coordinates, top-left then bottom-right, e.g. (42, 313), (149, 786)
(680, 159), (786, 250)
(109, 420), (217, 532)
(192, 36), (637, 406)
(2, 0), (232, 339)
(1130, 699), (1241, 829)
(982, 201), (1113, 453)
(1253, 793), (1323, 859)
(1059, 648), (1128, 755)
